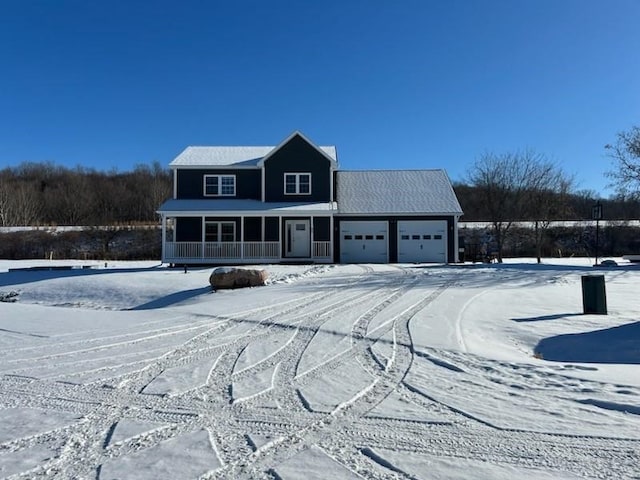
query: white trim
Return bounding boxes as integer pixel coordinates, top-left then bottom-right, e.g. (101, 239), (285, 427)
(261, 167), (265, 202)
(240, 216), (244, 259)
(161, 214), (167, 262)
(284, 172), (312, 195)
(201, 216), (206, 258)
(203, 174), (236, 197)
(173, 170), (177, 199)
(329, 214), (334, 261)
(329, 167), (334, 205)
(454, 215), (460, 263)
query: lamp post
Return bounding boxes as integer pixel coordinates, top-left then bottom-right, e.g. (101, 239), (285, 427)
(592, 201), (603, 266)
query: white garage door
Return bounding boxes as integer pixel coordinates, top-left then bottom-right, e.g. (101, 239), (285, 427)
(398, 220), (447, 263)
(340, 221), (388, 263)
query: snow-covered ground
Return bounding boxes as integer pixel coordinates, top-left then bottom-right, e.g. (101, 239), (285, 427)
(0, 258), (638, 479)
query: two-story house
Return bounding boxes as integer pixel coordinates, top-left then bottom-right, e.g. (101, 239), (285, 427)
(158, 131), (463, 265)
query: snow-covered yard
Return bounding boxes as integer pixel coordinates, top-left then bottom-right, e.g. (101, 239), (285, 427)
(0, 258), (639, 479)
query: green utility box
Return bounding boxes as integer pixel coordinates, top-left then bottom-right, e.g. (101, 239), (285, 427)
(581, 275), (607, 315)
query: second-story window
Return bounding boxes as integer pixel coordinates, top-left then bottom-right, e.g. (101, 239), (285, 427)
(204, 175), (235, 196)
(284, 173), (311, 195)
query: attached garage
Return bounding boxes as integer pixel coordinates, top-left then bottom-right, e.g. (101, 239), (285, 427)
(339, 221), (388, 263)
(397, 220), (447, 263)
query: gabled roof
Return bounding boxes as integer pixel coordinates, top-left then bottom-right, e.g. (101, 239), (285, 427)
(169, 131), (337, 168)
(336, 170), (463, 215)
(257, 131), (338, 168)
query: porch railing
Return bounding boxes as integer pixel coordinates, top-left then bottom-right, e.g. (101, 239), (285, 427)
(313, 241), (331, 258)
(164, 241), (331, 263)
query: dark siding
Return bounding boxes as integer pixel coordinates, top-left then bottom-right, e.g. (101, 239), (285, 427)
(334, 215), (456, 263)
(265, 217), (279, 241)
(176, 169), (261, 199)
(176, 217), (202, 242)
(313, 217), (330, 242)
(264, 134), (332, 202)
(244, 217), (262, 241)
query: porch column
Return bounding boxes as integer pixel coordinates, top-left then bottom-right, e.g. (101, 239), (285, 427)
(240, 216), (244, 260)
(201, 216), (206, 259)
(261, 217), (265, 259)
(329, 214), (334, 262)
(453, 215), (460, 263)
(161, 214), (166, 263)
(310, 215), (314, 258)
(278, 216), (282, 259)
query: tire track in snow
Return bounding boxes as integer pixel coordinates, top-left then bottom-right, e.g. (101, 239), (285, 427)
(2, 266), (638, 480)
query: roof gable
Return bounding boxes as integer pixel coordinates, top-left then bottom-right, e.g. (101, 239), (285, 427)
(257, 131), (338, 168)
(169, 131), (337, 169)
(336, 170), (463, 215)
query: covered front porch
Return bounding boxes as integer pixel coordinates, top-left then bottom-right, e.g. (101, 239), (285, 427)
(159, 203), (335, 264)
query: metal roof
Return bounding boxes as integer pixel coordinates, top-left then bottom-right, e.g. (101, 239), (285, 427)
(170, 145), (337, 168)
(335, 170), (463, 215)
(158, 198), (337, 215)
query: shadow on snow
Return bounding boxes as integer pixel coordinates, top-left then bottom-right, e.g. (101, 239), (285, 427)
(512, 313), (584, 322)
(129, 286), (213, 310)
(534, 321), (640, 364)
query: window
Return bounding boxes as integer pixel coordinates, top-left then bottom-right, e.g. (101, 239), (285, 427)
(205, 221), (235, 242)
(204, 175), (235, 196)
(284, 173), (311, 195)
(423, 235), (432, 240)
(434, 234), (443, 240)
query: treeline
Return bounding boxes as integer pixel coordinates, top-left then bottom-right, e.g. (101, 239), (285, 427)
(1, 161), (640, 227)
(453, 183), (640, 221)
(0, 162), (172, 226)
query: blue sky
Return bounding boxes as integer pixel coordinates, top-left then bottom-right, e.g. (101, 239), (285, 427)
(1, 0), (638, 196)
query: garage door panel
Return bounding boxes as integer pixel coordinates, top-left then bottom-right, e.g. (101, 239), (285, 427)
(398, 220), (447, 263)
(340, 221), (388, 263)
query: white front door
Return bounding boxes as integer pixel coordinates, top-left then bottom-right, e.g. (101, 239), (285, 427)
(285, 220), (311, 257)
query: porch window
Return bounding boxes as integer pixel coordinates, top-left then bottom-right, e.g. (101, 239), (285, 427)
(205, 221), (236, 242)
(204, 175), (236, 196)
(284, 173), (311, 195)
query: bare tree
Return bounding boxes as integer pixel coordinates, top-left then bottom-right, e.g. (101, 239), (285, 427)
(12, 180), (43, 226)
(526, 166), (574, 263)
(467, 150), (573, 262)
(606, 126), (640, 197)
(0, 173), (10, 226)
